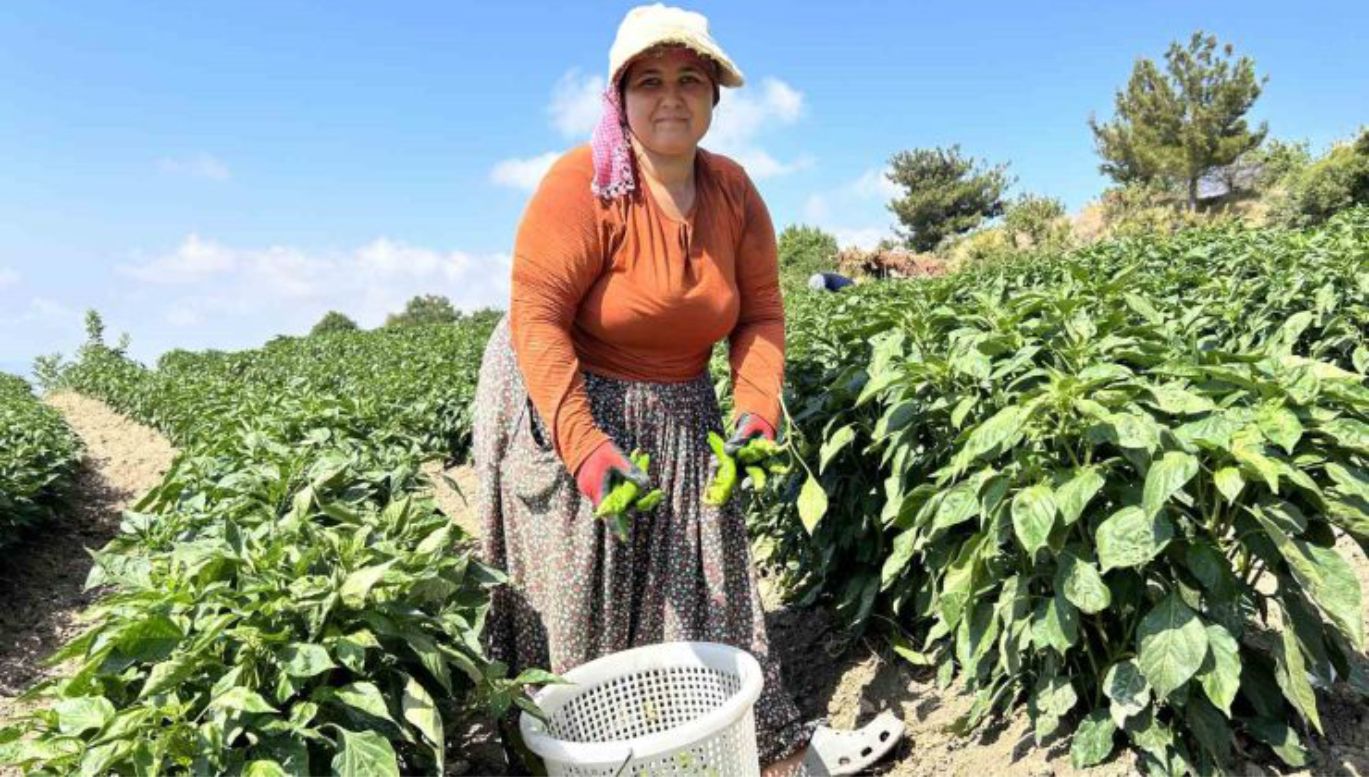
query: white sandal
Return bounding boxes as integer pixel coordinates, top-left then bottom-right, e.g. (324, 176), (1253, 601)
(797, 710), (905, 776)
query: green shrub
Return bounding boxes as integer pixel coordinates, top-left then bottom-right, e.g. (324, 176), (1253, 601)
(777, 224), (839, 291)
(1003, 194), (1071, 251)
(0, 373), (82, 546)
(310, 311), (360, 336)
(751, 209), (1369, 773)
(1273, 130), (1369, 227)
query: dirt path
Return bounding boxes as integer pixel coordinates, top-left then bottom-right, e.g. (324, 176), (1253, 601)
(430, 462), (1369, 776)
(0, 392), (175, 727)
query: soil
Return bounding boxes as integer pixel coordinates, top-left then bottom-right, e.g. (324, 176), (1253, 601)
(0, 393), (176, 728)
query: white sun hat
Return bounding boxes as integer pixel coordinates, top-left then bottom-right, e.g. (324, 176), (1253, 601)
(607, 3), (745, 88)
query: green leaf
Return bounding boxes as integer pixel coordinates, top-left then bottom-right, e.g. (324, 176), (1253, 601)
(340, 561), (395, 609)
(1142, 451), (1198, 518)
(328, 681), (397, 727)
(1107, 412), (1161, 452)
(1031, 674), (1077, 742)
(401, 675), (444, 772)
(874, 401), (916, 439)
(114, 613), (184, 662)
(1184, 541), (1226, 591)
(1102, 659), (1150, 727)
(414, 524), (451, 555)
(331, 729), (400, 777)
(1123, 292), (1163, 324)
(1056, 552), (1111, 614)
(1232, 430), (1284, 492)
(1213, 467), (1244, 505)
(512, 668), (566, 686)
(208, 686), (278, 714)
(1196, 623), (1240, 716)
(797, 475), (828, 534)
(1274, 602), (1322, 733)
(1031, 593), (1078, 655)
(1245, 718), (1310, 768)
(819, 424), (856, 473)
(140, 650), (204, 698)
(1252, 506), (1365, 649)
(881, 529), (916, 588)
(243, 760), (288, 777)
(279, 643), (336, 678)
(1174, 412), (1242, 450)
(1011, 484), (1057, 556)
(1325, 462), (1369, 502)
(959, 405), (1028, 464)
(1070, 709), (1117, 769)
(1184, 694), (1233, 765)
(928, 479), (979, 532)
(1318, 417), (1369, 455)
(1257, 405), (1303, 455)
(1054, 467), (1105, 526)
(1125, 707), (1174, 764)
(1096, 506), (1173, 572)
(1136, 593), (1209, 699)
(54, 696), (115, 736)
(1145, 383), (1216, 416)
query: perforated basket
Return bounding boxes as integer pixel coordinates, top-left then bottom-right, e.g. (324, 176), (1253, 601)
(518, 641), (764, 776)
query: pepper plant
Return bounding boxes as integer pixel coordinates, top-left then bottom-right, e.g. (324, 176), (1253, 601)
(750, 208), (1369, 772)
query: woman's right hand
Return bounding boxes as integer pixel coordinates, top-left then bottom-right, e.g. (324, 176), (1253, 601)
(574, 440), (651, 508)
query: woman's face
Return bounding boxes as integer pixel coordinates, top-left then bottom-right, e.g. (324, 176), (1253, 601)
(621, 47), (716, 158)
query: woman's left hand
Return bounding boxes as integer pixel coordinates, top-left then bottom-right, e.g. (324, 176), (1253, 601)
(723, 412), (776, 456)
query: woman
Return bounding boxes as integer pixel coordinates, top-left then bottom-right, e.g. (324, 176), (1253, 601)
(472, 5), (901, 774)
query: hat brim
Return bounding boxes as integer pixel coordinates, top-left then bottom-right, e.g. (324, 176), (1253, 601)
(618, 39), (744, 87)
(612, 40), (744, 89)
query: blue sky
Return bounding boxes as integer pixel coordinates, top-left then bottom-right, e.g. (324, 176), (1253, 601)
(2, 1), (1366, 378)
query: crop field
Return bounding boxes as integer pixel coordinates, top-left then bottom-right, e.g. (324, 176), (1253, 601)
(0, 374), (82, 548)
(1, 209), (1366, 774)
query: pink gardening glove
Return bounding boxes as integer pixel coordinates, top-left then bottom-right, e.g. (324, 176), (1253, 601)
(574, 440), (650, 508)
(723, 412), (776, 456)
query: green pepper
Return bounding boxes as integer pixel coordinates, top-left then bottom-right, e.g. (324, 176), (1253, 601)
(744, 465), (766, 490)
(594, 478), (641, 520)
(594, 449), (665, 542)
(735, 437), (782, 464)
(634, 489), (664, 511)
(704, 432), (739, 506)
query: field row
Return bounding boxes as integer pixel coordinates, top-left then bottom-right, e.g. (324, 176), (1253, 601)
(0, 373), (82, 547)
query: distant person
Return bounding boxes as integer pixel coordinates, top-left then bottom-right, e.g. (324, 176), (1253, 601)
(808, 271), (855, 292)
(469, 4), (901, 775)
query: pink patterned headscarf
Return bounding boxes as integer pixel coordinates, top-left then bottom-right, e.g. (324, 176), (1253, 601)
(590, 83), (636, 199)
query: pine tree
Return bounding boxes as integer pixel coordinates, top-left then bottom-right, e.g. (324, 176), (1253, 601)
(886, 146), (1011, 251)
(1090, 31), (1267, 211)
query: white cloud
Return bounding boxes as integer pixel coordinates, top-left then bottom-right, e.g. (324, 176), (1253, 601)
(0, 267), (18, 288)
(117, 233), (238, 283)
(490, 152), (561, 191)
(550, 69), (605, 139)
(706, 77), (808, 178)
(25, 297), (78, 323)
(157, 153), (231, 181)
(831, 227), (892, 251)
(117, 235), (512, 343)
(796, 166), (903, 250)
(850, 167), (902, 201)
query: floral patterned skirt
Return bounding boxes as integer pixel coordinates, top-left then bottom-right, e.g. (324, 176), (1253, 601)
(472, 314), (809, 764)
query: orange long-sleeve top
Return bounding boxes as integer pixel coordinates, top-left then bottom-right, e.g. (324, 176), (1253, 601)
(509, 143), (785, 476)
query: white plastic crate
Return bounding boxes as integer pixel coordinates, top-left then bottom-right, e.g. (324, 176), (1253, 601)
(518, 641), (764, 776)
